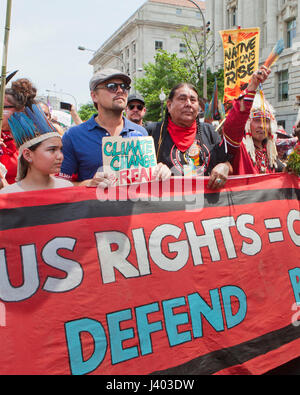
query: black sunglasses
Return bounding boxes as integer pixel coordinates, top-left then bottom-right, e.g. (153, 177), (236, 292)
(128, 103), (144, 111)
(4, 105), (15, 109)
(97, 82), (131, 93)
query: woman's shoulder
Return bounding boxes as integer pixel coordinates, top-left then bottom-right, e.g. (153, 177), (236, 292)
(0, 182), (24, 194)
(53, 177), (73, 188)
(0, 178), (73, 194)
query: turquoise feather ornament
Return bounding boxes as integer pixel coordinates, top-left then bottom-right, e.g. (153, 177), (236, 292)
(8, 104), (58, 148)
(264, 38), (285, 68)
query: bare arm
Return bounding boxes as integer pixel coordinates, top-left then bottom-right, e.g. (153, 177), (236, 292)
(71, 171), (113, 188)
(0, 163), (8, 189)
(223, 66), (271, 152)
(70, 105), (83, 126)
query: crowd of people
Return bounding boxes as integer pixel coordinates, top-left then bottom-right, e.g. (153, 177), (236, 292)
(0, 65), (299, 194)
(1, 66), (299, 376)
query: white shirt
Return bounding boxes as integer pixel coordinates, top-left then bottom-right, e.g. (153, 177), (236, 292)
(0, 176), (73, 194)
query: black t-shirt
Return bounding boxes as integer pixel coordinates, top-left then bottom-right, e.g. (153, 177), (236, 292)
(146, 121), (229, 176)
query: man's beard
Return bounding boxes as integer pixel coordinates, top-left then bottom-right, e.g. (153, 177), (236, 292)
(110, 102), (126, 115)
(131, 116), (141, 123)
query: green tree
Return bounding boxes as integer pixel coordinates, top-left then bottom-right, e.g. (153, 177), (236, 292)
(175, 26), (223, 99)
(134, 50), (191, 122)
(134, 50), (224, 122)
(78, 102), (97, 121)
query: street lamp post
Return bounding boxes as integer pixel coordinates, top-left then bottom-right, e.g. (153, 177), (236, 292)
(0, 0), (12, 132)
(159, 88), (166, 120)
(187, 0), (207, 100)
(78, 46), (127, 72)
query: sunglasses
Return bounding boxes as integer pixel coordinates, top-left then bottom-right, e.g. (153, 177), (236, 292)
(97, 82), (131, 93)
(128, 103), (144, 111)
(4, 105), (15, 109)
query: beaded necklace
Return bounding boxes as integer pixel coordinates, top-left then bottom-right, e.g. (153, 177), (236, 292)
(255, 146), (269, 173)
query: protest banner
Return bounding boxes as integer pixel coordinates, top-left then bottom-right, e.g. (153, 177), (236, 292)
(102, 136), (157, 186)
(219, 27), (260, 105)
(0, 173), (299, 375)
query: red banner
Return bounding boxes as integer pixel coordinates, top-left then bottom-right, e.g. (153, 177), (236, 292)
(0, 174), (299, 375)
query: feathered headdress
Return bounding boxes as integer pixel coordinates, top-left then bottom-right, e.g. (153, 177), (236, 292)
(8, 103), (60, 150)
(243, 39), (285, 169)
(244, 93), (278, 168)
(8, 103), (61, 180)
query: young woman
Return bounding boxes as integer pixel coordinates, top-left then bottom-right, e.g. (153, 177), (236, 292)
(0, 104), (73, 194)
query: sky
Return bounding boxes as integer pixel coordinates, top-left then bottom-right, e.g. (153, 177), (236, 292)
(0, 0), (147, 108)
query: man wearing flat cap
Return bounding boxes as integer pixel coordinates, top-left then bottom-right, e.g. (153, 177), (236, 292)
(59, 69), (170, 187)
(126, 93), (147, 126)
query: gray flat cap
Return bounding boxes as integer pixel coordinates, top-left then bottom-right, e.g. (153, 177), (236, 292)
(89, 68), (131, 91)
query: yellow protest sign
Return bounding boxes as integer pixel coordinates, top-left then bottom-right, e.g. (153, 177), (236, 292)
(219, 27), (260, 105)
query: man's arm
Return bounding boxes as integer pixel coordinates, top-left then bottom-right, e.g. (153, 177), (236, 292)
(207, 161), (233, 190)
(222, 90), (256, 149)
(223, 66), (271, 151)
(0, 163), (8, 189)
(71, 172), (113, 187)
(70, 105), (83, 126)
(59, 132), (80, 183)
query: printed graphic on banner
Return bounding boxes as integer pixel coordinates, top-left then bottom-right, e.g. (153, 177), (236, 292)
(0, 174), (299, 375)
(102, 136), (157, 185)
(219, 27), (260, 105)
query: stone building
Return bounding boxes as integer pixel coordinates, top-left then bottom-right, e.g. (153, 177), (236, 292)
(89, 0), (205, 84)
(206, 0), (300, 132)
(89, 0), (299, 131)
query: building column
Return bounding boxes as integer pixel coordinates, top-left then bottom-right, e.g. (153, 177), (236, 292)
(266, 0), (278, 49)
(215, 0), (226, 67)
(296, 2), (300, 40)
(210, 0), (224, 70)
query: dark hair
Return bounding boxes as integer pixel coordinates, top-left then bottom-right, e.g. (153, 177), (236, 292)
(5, 78), (37, 110)
(156, 83), (202, 162)
(18, 141), (42, 181)
(166, 83), (199, 121)
(168, 83), (199, 101)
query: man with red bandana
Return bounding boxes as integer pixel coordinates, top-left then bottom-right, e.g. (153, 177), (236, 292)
(146, 82), (232, 190)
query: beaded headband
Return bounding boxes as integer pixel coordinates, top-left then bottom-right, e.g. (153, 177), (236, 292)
(250, 110), (271, 120)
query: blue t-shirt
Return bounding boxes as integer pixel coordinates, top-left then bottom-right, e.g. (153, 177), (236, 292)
(60, 115), (148, 181)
